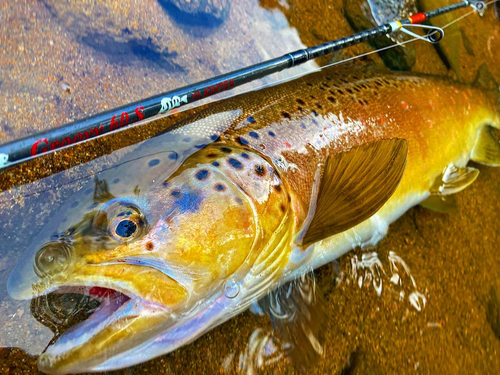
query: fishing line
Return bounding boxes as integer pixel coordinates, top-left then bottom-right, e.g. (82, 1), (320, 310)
(0, 1), (495, 200)
(238, 0), (496, 96)
(0, 0), (494, 171)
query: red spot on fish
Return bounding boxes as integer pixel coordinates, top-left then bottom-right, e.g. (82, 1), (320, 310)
(429, 101), (435, 109)
(427, 120), (432, 127)
(449, 107), (453, 113)
(478, 98), (483, 104)
(401, 101), (409, 109)
(463, 92), (467, 100)
(284, 142), (292, 148)
(380, 117), (385, 124)
(433, 89), (439, 96)
(450, 97), (456, 104)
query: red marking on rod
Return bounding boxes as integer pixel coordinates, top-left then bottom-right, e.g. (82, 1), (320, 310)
(30, 125), (104, 156)
(409, 13), (426, 24)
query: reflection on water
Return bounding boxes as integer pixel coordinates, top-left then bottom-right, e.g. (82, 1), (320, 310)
(340, 250), (427, 311)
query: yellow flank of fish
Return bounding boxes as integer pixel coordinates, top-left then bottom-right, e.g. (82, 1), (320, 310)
(8, 66), (500, 373)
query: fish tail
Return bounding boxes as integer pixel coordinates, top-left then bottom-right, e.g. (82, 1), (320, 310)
(470, 91), (500, 166)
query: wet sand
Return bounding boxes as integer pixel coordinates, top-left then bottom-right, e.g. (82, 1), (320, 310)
(1, 0), (500, 373)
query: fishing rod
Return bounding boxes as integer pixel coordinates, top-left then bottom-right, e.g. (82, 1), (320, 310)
(0, 0), (489, 170)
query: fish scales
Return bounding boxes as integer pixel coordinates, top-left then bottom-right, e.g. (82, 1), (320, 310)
(199, 68), (498, 216)
(7, 66), (500, 373)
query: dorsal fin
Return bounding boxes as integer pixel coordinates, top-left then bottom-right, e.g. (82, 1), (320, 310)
(299, 138), (408, 247)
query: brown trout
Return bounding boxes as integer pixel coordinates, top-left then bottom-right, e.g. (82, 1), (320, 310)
(7, 66), (500, 373)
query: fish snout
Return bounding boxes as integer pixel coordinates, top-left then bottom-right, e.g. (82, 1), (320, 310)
(34, 241), (74, 278)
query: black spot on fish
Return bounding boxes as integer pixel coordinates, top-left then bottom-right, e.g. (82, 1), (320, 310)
(236, 197), (243, 204)
(237, 137), (249, 146)
(316, 103), (323, 109)
(195, 144), (207, 149)
(169, 153), (178, 160)
(280, 204), (286, 212)
(212, 161), (220, 167)
(268, 131), (276, 137)
(306, 82), (313, 87)
(171, 190), (181, 198)
(325, 76), (331, 81)
(210, 134), (219, 141)
(297, 106), (303, 112)
(195, 169), (210, 181)
(274, 184), (282, 192)
(312, 119), (318, 125)
(346, 88), (353, 95)
(183, 137), (191, 143)
(337, 89), (344, 95)
(228, 158), (243, 170)
(241, 153), (250, 159)
(85, 188), (93, 195)
(310, 95), (316, 99)
(249, 131), (259, 139)
(312, 110), (319, 117)
(328, 96), (336, 103)
(70, 201), (79, 208)
(221, 147), (232, 153)
(163, 181), (169, 187)
(300, 123), (306, 129)
(207, 153), (217, 158)
(254, 165), (265, 176)
(215, 183), (226, 192)
(247, 116), (256, 123)
(90, 202), (99, 209)
(296, 98), (305, 105)
(112, 178), (120, 184)
(149, 159), (160, 167)
(281, 111), (291, 119)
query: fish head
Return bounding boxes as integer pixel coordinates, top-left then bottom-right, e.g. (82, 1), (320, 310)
(8, 141), (295, 373)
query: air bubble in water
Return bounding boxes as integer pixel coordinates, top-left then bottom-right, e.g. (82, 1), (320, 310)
(224, 279), (240, 299)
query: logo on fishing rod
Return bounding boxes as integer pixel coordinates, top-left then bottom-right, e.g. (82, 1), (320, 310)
(159, 95), (188, 114)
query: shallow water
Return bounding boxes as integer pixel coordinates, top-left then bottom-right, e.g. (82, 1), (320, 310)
(1, 0), (500, 373)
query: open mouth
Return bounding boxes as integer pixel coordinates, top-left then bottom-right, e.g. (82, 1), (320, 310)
(33, 286), (134, 355)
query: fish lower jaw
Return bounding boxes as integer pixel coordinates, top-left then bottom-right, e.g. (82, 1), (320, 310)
(38, 286), (165, 374)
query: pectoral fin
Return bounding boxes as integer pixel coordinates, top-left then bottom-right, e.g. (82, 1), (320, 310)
(471, 125), (500, 166)
(299, 138), (408, 247)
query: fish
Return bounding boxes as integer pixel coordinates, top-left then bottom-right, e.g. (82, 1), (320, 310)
(7, 66), (500, 373)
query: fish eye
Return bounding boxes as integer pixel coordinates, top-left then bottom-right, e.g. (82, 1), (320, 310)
(93, 199), (147, 242)
(114, 218), (138, 238)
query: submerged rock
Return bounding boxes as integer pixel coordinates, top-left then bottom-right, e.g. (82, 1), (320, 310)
(161, 0), (231, 26)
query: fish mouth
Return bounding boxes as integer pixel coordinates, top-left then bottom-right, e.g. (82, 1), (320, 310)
(37, 284), (170, 374)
